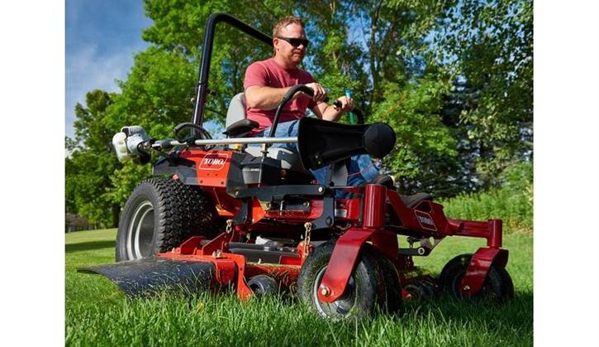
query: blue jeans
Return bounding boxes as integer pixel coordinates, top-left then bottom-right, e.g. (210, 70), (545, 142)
(262, 120), (380, 189)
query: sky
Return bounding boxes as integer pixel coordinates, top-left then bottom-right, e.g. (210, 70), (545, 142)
(65, 0), (151, 139)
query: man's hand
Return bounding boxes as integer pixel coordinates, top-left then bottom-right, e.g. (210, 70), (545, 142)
(312, 94), (355, 122)
(333, 95), (354, 113)
(305, 82), (327, 101)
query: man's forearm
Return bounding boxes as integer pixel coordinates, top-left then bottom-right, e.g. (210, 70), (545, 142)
(321, 104), (343, 122)
(245, 86), (292, 110)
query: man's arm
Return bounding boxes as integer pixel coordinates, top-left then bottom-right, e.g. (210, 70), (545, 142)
(311, 96), (354, 122)
(245, 85), (293, 110)
(245, 82), (328, 110)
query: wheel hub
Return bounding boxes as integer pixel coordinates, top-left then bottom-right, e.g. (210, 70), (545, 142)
(313, 267), (357, 317)
(127, 201), (155, 259)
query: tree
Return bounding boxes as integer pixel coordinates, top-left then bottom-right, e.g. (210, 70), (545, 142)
(370, 79), (462, 195)
(65, 90), (122, 227)
(433, 0), (533, 188)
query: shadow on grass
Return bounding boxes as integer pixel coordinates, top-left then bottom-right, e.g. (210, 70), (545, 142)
(66, 240), (116, 253)
(399, 291), (534, 335)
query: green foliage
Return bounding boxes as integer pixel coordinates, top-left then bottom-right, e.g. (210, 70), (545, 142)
(433, 0), (533, 188)
(66, 90), (122, 227)
(440, 161), (533, 232)
(142, 0), (294, 120)
(105, 47), (197, 133)
(370, 79), (463, 194)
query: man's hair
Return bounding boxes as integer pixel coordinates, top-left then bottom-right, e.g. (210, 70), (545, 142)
(272, 16), (304, 37)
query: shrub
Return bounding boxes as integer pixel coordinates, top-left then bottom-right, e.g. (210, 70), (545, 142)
(440, 161), (533, 233)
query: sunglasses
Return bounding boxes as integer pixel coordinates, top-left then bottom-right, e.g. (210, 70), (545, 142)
(276, 36), (310, 48)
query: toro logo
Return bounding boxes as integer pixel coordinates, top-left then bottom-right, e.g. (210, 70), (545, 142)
(414, 210), (437, 231)
(199, 154), (228, 170)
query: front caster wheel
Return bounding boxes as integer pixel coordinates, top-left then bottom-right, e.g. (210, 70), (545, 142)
(297, 241), (381, 320)
(439, 253), (514, 303)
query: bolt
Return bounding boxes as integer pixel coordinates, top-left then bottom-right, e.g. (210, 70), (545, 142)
(320, 286), (330, 297)
(318, 186), (324, 193)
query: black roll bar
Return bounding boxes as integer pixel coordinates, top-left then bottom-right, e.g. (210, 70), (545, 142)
(192, 13), (273, 126)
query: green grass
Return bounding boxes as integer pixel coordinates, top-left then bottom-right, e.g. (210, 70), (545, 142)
(66, 229), (533, 347)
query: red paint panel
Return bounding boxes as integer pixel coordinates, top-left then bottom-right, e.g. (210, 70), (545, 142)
(459, 247), (509, 296)
(179, 149), (232, 187)
(317, 228), (375, 303)
(363, 184), (386, 228)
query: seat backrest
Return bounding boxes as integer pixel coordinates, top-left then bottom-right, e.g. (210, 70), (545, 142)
(226, 93), (247, 128)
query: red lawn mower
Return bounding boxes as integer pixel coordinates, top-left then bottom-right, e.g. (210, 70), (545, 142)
(82, 13), (513, 320)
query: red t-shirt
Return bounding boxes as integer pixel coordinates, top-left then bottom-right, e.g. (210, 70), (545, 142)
(244, 58), (320, 132)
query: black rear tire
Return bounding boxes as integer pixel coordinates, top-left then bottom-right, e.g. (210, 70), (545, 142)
(116, 178), (219, 261)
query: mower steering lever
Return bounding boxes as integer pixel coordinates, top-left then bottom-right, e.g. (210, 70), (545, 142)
(173, 122), (212, 145)
(268, 84), (314, 138)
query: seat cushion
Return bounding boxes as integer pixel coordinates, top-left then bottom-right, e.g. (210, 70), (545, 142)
(400, 192), (433, 208)
(225, 93), (247, 128)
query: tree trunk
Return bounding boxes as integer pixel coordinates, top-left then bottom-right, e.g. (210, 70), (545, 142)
(112, 205), (121, 228)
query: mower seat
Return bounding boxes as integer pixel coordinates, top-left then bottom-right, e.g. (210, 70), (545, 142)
(401, 192), (433, 208)
(368, 174), (433, 208)
(224, 93), (306, 173)
(224, 93), (258, 137)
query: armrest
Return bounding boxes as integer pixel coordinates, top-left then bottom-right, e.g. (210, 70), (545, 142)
(223, 118), (259, 138)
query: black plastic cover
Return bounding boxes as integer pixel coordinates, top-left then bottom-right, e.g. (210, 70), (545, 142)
(297, 117), (396, 170)
(223, 118), (259, 138)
